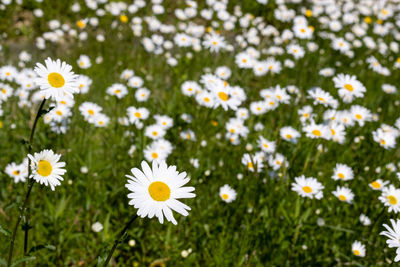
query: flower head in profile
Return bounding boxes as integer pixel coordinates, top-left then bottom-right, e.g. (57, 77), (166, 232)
(28, 149), (66, 191)
(380, 219), (400, 262)
(34, 58), (78, 101)
(125, 161), (195, 225)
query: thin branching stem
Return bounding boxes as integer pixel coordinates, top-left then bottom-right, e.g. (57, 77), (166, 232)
(7, 98), (47, 267)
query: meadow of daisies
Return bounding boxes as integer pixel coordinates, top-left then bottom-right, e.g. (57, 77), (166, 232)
(1, 0), (400, 266)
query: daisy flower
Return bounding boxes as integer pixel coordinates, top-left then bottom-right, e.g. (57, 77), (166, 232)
(333, 73), (366, 103)
(34, 58), (78, 101)
(106, 83), (128, 99)
(257, 136), (276, 154)
(5, 161), (28, 183)
(332, 163), (354, 181)
(77, 54), (91, 69)
(280, 126), (301, 142)
(380, 219), (400, 262)
(291, 175), (324, 199)
(219, 184), (237, 203)
(379, 185), (400, 213)
(352, 241), (366, 257)
(28, 149), (66, 191)
(332, 186), (354, 204)
(125, 161), (195, 225)
(369, 179), (389, 191)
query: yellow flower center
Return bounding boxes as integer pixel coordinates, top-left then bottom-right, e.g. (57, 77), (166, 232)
(13, 170), (20, 175)
(88, 109), (94, 115)
(56, 110), (62, 116)
(120, 15), (128, 23)
(204, 97), (210, 102)
(37, 160), (52, 177)
(263, 144), (268, 148)
(344, 83), (354, 92)
(371, 181), (381, 189)
(331, 129), (336, 135)
(247, 162), (254, 169)
(312, 130), (321, 136)
(286, 134), (292, 139)
(317, 97), (325, 102)
(302, 186), (312, 193)
(305, 9), (312, 17)
(218, 92), (229, 101)
(48, 72), (65, 88)
(353, 250), (360, 256)
(151, 152), (158, 159)
(388, 195), (397, 205)
(152, 131), (158, 136)
(60, 100), (66, 104)
(148, 181), (171, 201)
(355, 114), (362, 120)
(115, 89), (121, 94)
(134, 112), (141, 118)
(338, 173), (345, 179)
(222, 194), (229, 200)
(1, 89), (6, 94)
(339, 195), (346, 201)
(381, 139), (386, 145)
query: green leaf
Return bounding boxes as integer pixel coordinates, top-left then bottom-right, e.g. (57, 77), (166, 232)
(0, 225), (11, 237)
(11, 256), (36, 267)
(28, 244), (56, 254)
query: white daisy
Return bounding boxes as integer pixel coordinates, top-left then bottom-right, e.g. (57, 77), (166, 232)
(125, 161), (195, 225)
(219, 184), (237, 203)
(34, 58), (78, 101)
(28, 149), (66, 191)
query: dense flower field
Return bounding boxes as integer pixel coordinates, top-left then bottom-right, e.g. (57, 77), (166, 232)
(1, 0), (400, 266)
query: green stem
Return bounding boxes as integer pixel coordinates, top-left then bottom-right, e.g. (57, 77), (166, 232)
(8, 99), (46, 267)
(102, 214), (139, 267)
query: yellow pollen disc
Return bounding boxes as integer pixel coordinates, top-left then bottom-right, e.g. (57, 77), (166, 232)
(60, 101), (66, 104)
(48, 72), (65, 88)
(212, 41), (217, 45)
(355, 114), (362, 120)
(263, 144), (268, 148)
(269, 101), (274, 105)
(339, 42), (344, 47)
(331, 129), (336, 135)
(1, 89), (6, 94)
(312, 130), (321, 136)
(211, 120), (218, 126)
(344, 84), (354, 92)
(115, 89), (121, 94)
(268, 66), (273, 70)
(388, 195), (397, 205)
(222, 194), (229, 200)
(300, 28), (306, 33)
(76, 20), (85, 28)
(364, 17), (372, 23)
(381, 139), (386, 145)
(56, 110), (62, 116)
(242, 59), (247, 63)
(353, 250), (360, 256)
(397, 58), (400, 63)
(302, 186), (312, 193)
(304, 113), (309, 117)
(338, 173), (345, 179)
(286, 134), (292, 139)
(230, 129), (235, 133)
(151, 152), (158, 159)
(276, 161), (281, 165)
(13, 170), (20, 175)
(317, 97), (325, 102)
(37, 160), (52, 177)
(377, 19), (383, 24)
(0, 121), (2, 128)
(305, 10), (312, 17)
(162, 122), (166, 125)
(204, 97), (210, 102)
(134, 112), (141, 118)
(79, 61), (84, 66)
(120, 15), (128, 23)
(88, 109), (94, 115)
(152, 131), (158, 136)
(218, 92), (229, 101)
(339, 195), (346, 201)
(188, 88), (193, 91)
(186, 134), (191, 139)
(257, 107), (261, 111)
(247, 162), (254, 169)
(371, 181), (381, 189)
(293, 49), (297, 53)
(148, 181), (171, 201)
(79, 84), (84, 88)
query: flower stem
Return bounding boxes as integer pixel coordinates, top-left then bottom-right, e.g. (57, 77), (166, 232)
(102, 214), (139, 267)
(7, 99), (46, 267)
